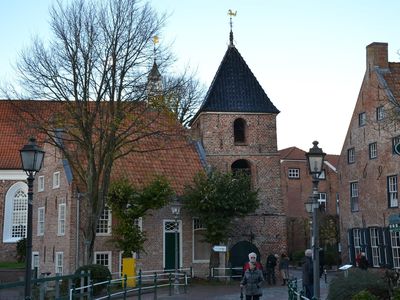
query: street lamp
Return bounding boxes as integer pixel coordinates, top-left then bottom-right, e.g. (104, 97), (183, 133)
(305, 141), (325, 300)
(170, 197), (182, 295)
(20, 137), (45, 300)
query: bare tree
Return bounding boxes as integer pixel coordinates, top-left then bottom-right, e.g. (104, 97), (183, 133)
(5, 0), (188, 264)
(163, 72), (205, 127)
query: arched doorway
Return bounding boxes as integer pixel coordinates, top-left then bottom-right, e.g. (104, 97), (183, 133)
(229, 241), (261, 277)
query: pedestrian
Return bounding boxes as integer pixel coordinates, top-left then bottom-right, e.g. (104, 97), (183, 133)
(279, 253), (290, 286)
(302, 249), (314, 299)
(359, 252), (369, 270)
(243, 252), (263, 272)
(240, 261), (264, 300)
(265, 253), (278, 284)
(355, 252), (362, 267)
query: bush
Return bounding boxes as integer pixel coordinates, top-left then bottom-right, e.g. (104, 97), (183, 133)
(291, 250), (304, 266)
(328, 269), (389, 300)
(74, 264), (111, 295)
(351, 290), (378, 300)
(16, 238), (26, 262)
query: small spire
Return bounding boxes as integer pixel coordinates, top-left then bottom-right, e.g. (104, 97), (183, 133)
(227, 9), (237, 46)
(152, 35), (159, 62)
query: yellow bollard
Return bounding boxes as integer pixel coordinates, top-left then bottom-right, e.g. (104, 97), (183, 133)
(122, 257), (136, 287)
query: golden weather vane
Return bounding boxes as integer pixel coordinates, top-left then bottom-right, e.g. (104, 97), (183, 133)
(227, 10), (237, 46)
(153, 36), (159, 45)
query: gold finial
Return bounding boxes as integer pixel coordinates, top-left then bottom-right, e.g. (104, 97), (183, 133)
(153, 36), (159, 45)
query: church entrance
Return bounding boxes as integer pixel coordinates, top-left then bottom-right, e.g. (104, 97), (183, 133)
(229, 241), (261, 278)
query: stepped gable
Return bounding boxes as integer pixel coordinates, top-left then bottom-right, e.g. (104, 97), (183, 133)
(194, 44), (279, 119)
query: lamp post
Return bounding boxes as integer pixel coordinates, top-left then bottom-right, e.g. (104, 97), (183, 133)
(305, 141), (325, 300)
(20, 137), (45, 300)
(170, 197), (182, 295)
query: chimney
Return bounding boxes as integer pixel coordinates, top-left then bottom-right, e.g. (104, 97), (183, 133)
(366, 42), (388, 70)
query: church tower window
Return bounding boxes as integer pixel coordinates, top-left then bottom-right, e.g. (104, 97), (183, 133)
(234, 118), (246, 144)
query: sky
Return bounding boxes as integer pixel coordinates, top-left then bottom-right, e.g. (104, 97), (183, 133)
(1, 1), (400, 155)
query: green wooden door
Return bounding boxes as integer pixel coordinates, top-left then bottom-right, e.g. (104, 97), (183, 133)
(164, 221), (180, 270)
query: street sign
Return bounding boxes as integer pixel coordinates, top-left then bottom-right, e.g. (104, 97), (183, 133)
(212, 245), (227, 252)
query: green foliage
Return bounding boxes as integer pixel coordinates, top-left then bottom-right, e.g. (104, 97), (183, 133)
(74, 264), (111, 295)
(291, 250), (305, 266)
(351, 290), (378, 300)
(328, 269), (389, 300)
(16, 238), (26, 262)
(107, 176), (173, 255)
(182, 170), (259, 245)
(324, 244), (340, 267)
(0, 261), (25, 269)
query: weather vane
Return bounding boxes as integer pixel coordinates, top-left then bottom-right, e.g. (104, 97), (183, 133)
(227, 9), (237, 46)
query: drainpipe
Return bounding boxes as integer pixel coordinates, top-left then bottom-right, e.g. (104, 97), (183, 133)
(76, 191), (81, 269)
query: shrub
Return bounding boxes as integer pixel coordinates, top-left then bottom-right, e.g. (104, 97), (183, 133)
(16, 238), (26, 262)
(351, 290), (378, 300)
(291, 250), (304, 266)
(328, 268), (389, 300)
(74, 264), (111, 295)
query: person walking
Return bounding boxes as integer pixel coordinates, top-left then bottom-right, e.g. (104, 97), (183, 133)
(359, 252), (369, 270)
(265, 253), (278, 284)
(243, 252), (263, 272)
(240, 261), (264, 300)
(302, 249), (314, 299)
(279, 253), (290, 286)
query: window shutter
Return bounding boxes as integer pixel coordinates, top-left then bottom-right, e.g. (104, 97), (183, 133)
(348, 229), (355, 264)
(383, 227), (393, 268)
(363, 228), (372, 265)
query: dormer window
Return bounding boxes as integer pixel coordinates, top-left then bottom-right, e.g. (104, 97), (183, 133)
(234, 118), (246, 144)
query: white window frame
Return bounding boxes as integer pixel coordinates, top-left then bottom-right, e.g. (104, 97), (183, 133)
(370, 228), (381, 267)
(359, 112), (366, 126)
(288, 168), (300, 179)
(37, 207), (45, 236)
(318, 193), (327, 212)
(134, 217), (143, 232)
(3, 182), (28, 243)
(388, 175), (398, 208)
(94, 251), (112, 272)
(192, 218), (210, 263)
(369, 142), (377, 159)
(377, 106), (385, 121)
(353, 229), (362, 258)
(55, 252), (64, 275)
(96, 206), (112, 236)
(348, 148), (355, 164)
(391, 231), (400, 268)
(38, 176), (45, 192)
(350, 182), (359, 212)
(32, 251), (39, 273)
(57, 203), (66, 236)
(53, 172), (60, 189)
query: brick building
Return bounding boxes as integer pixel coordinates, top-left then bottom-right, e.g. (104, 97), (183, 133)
(0, 99), (210, 276)
(279, 146), (339, 258)
(338, 42), (400, 268)
(190, 31), (287, 267)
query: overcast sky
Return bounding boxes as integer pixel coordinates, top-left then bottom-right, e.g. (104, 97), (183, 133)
(1, 0), (400, 154)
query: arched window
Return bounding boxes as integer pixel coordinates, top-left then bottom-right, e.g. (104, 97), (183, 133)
(234, 118), (246, 144)
(3, 182), (28, 243)
(231, 159), (251, 177)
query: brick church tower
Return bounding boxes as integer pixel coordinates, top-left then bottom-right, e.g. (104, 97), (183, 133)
(190, 29), (287, 267)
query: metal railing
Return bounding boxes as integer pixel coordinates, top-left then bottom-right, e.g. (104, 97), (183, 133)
(210, 266), (243, 279)
(287, 278), (318, 300)
(69, 268), (192, 299)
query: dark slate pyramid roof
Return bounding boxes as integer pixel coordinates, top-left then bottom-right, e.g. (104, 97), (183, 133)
(196, 45), (279, 116)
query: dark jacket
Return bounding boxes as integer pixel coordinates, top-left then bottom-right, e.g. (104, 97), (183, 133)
(241, 269), (264, 296)
(359, 256), (369, 270)
(266, 254), (277, 269)
(302, 256), (313, 285)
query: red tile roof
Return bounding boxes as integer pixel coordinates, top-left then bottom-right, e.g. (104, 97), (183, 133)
(278, 146), (339, 168)
(0, 100), (204, 192)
